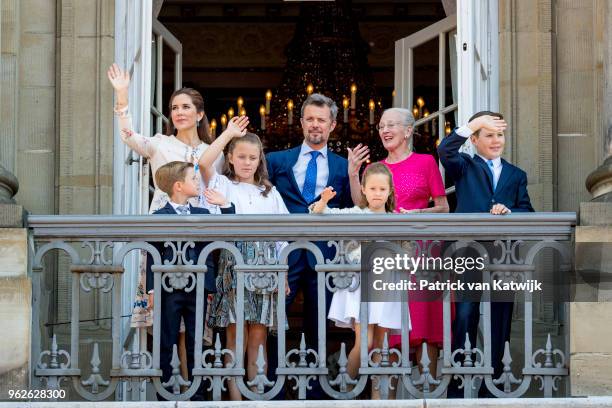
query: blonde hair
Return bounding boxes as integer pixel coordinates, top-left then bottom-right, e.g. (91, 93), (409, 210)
(155, 161), (194, 196)
(359, 163), (396, 213)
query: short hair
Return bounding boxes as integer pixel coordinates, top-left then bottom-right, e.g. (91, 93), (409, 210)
(155, 161), (194, 196)
(301, 93), (338, 121)
(468, 111), (504, 136)
(381, 108), (415, 127)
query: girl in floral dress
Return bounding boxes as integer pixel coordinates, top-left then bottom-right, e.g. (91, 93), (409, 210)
(198, 127), (289, 400)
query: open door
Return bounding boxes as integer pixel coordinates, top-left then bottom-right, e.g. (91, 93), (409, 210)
(394, 14), (458, 179)
(113, 1), (183, 400)
(113, 0), (152, 216)
(457, 0), (499, 125)
(394, 0), (499, 160)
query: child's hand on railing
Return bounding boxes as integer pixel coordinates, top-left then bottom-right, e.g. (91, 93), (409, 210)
(490, 203), (511, 215)
(311, 187), (336, 214)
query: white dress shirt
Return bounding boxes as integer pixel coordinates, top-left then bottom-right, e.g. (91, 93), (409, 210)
(292, 142), (329, 198)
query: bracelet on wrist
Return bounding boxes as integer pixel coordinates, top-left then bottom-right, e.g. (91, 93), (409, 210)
(114, 105), (129, 118)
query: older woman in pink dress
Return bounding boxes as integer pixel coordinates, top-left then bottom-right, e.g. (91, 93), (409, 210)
(349, 107), (449, 383)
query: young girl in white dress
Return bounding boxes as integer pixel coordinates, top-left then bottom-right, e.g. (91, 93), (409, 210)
(310, 162), (409, 399)
(198, 127), (289, 401)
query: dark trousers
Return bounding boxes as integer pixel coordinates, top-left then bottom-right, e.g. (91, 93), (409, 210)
(447, 301), (513, 398)
(268, 250), (331, 399)
(159, 288), (209, 400)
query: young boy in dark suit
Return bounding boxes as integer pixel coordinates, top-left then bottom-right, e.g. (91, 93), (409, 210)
(438, 111), (534, 397)
(146, 161), (234, 398)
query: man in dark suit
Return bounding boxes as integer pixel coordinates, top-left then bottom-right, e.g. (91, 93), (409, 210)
(438, 111), (534, 397)
(146, 161), (235, 400)
(266, 94), (356, 397)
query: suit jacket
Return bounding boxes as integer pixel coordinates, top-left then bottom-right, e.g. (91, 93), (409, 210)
(266, 146), (354, 267)
(266, 146), (353, 212)
(146, 202), (235, 293)
(438, 130), (534, 213)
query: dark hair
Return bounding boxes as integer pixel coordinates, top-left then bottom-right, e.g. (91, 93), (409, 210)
(468, 111), (504, 136)
(359, 162), (396, 213)
(165, 88), (212, 144)
(155, 161), (194, 196)
(301, 93), (338, 121)
(222, 133), (273, 197)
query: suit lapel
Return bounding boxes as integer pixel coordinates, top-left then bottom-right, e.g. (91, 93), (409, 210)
(495, 159), (514, 193)
(162, 202), (176, 214)
(473, 155), (494, 193)
(286, 146), (306, 203)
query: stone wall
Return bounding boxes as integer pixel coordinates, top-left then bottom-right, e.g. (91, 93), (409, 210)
(55, 0), (115, 215)
(0, 0), (56, 214)
(499, 0), (554, 212)
(499, 0), (606, 213)
(571, 202), (612, 396)
(1, 0), (115, 216)
(0, 205), (30, 399)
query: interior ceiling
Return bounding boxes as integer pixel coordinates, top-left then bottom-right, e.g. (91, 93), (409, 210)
(156, 0), (448, 128)
(159, 1), (445, 22)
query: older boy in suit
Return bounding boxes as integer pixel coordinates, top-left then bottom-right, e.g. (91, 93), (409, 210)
(438, 111), (534, 397)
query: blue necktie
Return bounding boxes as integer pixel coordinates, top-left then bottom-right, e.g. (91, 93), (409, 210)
(487, 160), (497, 191)
(176, 204), (190, 215)
(302, 150), (321, 203)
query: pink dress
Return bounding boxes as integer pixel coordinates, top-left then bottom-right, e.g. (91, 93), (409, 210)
(381, 153), (449, 349)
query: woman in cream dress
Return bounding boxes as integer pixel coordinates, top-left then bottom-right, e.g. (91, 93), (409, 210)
(107, 63), (230, 326)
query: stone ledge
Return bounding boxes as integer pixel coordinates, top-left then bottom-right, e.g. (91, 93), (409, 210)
(580, 202), (612, 226)
(0, 277), (31, 400)
(571, 353), (612, 397)
(0, 229), (28, 278)
(0, 204), (26, 228)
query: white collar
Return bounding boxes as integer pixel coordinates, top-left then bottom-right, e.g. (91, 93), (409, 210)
(169, 201), (190, 212)
(300, 142), (328, 159)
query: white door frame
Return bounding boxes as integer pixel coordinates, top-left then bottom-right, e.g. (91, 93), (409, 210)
(457, 0), (500, 125)
(394, 0), (500, 158)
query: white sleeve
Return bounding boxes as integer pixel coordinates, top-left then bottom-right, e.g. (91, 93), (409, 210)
(272, 188), (290, 215)
(272, 188), (290, 255)
(455, 126), (473, 138)
(213, 152), (225, 174)
(309, 205), (363, 214)
(202, 171), (234, 214)
(209, 172), (232, 197)
(118, 115), (159, 158)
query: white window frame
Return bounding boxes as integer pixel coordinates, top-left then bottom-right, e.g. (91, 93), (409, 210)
(457, 0), (500, 125)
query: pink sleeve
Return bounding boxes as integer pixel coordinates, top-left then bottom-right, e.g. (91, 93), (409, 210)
(427, 155), (446, 197)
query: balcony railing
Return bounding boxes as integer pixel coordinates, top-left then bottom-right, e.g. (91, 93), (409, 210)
(28, 213), (575, 401)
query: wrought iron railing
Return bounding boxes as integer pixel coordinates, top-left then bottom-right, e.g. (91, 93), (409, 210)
(28, 213), (575, 401)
